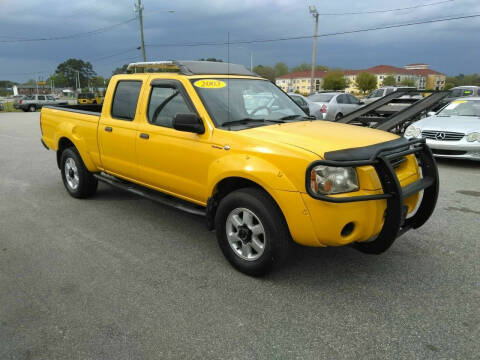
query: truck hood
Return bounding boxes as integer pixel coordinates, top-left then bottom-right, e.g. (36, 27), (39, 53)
(242, 120), (398, 158)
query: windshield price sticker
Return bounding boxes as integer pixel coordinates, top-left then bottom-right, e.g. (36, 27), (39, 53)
(446, 100), (467, 110)
(194, 79), (226, 89)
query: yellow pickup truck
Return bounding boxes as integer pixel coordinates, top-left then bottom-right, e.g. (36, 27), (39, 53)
(77, 92), (103, 105)
(40, 61), (439, 276)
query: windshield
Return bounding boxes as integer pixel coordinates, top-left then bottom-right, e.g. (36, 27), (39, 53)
(78, 93), (93, 99)
(438, 100), (480, 117)
(192, 78), (306, 128)
(308, 94), (334, 102)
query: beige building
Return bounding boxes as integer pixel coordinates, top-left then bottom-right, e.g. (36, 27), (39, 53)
(276, 64), (445, 95)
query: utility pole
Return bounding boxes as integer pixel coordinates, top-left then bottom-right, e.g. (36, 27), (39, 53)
(309, 5), (319, 95)
(135, 0), (147, 62)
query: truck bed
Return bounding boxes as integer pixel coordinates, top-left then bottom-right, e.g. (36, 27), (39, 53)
(45, 103), (103, 115)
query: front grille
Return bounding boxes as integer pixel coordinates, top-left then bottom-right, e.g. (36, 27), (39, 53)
(389, 156), (407, 168)
(421, 130), (464, 141)
(431, 149), (467, 156)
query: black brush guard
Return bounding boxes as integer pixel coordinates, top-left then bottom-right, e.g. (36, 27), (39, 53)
(305, 138), (439, 254)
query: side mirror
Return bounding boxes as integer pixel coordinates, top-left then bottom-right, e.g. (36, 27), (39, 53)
(173, 113), (205, 134)
(427, 111), (436, 117)
(358, 101), (365, 105)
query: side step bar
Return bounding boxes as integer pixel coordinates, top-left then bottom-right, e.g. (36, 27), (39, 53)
(94, 173), (206, 217)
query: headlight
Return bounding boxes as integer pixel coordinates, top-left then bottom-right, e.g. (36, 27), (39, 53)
(466, 132), (480, 142)
(309, 165), (359, 195)
(404, 125), (421, 138)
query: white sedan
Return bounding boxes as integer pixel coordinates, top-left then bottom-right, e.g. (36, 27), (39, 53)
(404, 98), (480, 161)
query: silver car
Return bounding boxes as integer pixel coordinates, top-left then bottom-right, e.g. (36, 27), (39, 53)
(287, 93), (322, 119)
(308, 92), (363, 121)
(404, 97), (480, 161)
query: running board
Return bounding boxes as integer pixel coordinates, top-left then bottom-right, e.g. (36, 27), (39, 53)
(93, 173), (206, 216)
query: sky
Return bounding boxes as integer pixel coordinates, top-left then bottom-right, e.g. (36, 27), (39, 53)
(0, 0), (479, 82)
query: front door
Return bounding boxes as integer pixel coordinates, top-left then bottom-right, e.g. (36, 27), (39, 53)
(98, 80), (142, 180)
(136, 80), (213, 204)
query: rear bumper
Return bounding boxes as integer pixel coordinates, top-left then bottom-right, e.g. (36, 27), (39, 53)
(301, 138), (439, 250)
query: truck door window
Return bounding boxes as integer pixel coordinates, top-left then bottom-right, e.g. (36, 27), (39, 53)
(38, 95), (46, 101)
(148, 86), (192, 128)
(111, 81), (142, 121)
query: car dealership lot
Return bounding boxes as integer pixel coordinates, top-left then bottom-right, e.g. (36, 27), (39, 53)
(1, 112), (479, 359)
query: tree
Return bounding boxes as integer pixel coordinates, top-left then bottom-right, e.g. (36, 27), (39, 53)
(274, 62), (289, 77)
(47, 73), (68, 88)
(112, 64), (129, 75)
(198, 58), (223, 62)
(55, 58), (96, 88)
(322, 69), (348, 90)
(382, 74), (396, 86)
(291, 63), (328, 73)
(91, 76), (106, 88)
(356, 72), (377, 94)
(252, 65), (276, 82)
(399, 78), (416, 87)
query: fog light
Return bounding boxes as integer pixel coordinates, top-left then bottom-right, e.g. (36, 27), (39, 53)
(341, 222), (355, 237)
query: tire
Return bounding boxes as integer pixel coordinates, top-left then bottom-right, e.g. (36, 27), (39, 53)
(215, 187), (290, 276)
(28, 105), (36, 112)
(335, 112), (343, 121)
(60, 147), (98, 198)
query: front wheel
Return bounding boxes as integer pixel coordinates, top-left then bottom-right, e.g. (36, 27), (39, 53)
(215, 188), (290, 276)
(60, 147), (98, 198)
(28, 105), (36, 112)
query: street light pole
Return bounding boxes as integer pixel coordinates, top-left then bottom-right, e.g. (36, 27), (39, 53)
(135, 0), (147, 62)
(309, 5), (319, 95)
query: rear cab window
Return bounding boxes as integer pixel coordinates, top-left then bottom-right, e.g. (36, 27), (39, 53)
(111, 81), (142, 121)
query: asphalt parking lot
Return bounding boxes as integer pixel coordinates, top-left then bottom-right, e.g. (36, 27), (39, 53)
(1, 112), (479, 359)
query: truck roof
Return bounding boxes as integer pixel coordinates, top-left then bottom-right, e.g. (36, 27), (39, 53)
(127, 60), (259, 77)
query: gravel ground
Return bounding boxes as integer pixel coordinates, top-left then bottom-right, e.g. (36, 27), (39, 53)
(1, 112), (479, 359)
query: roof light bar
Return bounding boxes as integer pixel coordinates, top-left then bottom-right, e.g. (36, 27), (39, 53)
(127, 61), (179, 72)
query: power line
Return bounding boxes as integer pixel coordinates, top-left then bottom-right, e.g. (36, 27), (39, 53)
(147, 13), (480, 47)
(316, 0), (455, 16)
(0, 17), (136, 43)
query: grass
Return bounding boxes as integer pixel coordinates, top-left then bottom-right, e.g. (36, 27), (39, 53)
(0, 101), (23, 112)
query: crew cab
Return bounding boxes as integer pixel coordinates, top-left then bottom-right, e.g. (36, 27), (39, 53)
(40, 61), (439, 276)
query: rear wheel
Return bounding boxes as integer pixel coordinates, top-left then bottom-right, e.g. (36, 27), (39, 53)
(215, 188), (290, 276)
(60, 147), (98, 198)
(335, 112), (343, 121)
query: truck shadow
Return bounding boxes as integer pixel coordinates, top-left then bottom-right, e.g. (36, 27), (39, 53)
(435, 157), (480, 169)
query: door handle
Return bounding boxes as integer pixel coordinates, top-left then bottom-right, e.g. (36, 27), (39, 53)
(104, 126), (113, 132)
(139, 133), (149, 139)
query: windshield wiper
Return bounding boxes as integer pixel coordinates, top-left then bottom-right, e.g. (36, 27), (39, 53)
(280, 115), (315, 120)
(221, 118), (284, 127)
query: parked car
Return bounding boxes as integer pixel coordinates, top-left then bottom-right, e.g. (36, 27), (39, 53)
(14, 94), (67, 112)
(308, 92), (364, 121)
(362, 86), (423, 116)
(404, 98), (480, 161)
(40, 60), (438, 276)
(77, 92), (103, 105)
(0, 101), (4, 111)
(287, 93), (322, 118)
(432, 86), (480, 111)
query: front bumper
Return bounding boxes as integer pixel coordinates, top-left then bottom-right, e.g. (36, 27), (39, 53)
(303, 138), (439, 253)
(425, 138), (480, 161)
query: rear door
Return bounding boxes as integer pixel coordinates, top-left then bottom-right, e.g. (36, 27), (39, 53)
(37, 95), (47, 107)
(98, 79), (143, 180)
